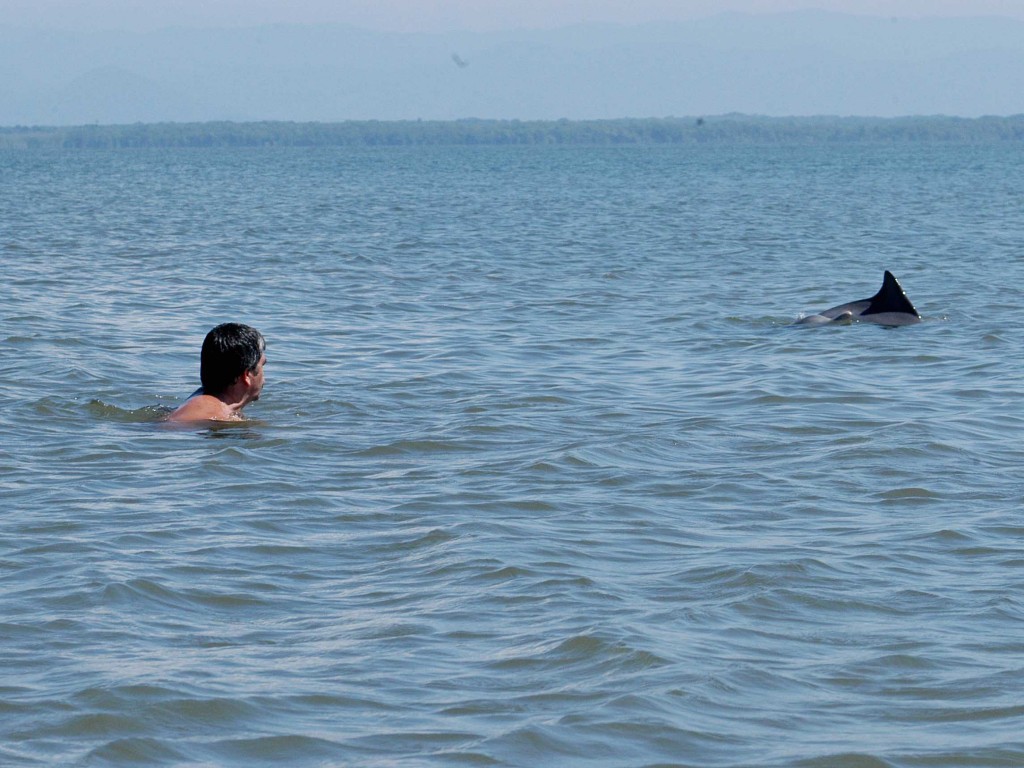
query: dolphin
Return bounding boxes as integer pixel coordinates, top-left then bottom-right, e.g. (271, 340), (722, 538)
(796, 271), (921, 327)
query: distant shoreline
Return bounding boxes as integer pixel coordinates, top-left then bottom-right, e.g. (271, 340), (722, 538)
(4, 115), (1024, 149)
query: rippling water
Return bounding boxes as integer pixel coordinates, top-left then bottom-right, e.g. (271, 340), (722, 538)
(3, 143), (1024, 766)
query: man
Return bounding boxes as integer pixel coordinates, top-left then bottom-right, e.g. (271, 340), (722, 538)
(167, 323), (266, 423)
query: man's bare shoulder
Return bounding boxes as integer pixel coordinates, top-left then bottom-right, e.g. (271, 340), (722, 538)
(166, 394), (240, 424)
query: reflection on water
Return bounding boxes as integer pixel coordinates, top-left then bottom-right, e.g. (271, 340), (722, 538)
(203, 422), (266, 441)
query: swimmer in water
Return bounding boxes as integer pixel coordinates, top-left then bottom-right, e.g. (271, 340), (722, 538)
(167, 323), (266, 423)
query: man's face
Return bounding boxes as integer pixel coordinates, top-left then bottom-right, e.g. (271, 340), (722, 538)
(248, 354), (267, 401)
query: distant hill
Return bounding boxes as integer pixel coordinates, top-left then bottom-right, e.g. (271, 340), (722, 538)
(1, 12), (1023, 125)
(5, 116), (1024, 150)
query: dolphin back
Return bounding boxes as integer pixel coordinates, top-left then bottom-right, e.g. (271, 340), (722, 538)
(796, 270), (921, 326)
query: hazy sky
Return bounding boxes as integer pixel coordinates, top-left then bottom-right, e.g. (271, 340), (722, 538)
(7, 0), (1024, 32)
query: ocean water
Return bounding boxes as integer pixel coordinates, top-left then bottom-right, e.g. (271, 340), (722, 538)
(3, 142), (1024, 767)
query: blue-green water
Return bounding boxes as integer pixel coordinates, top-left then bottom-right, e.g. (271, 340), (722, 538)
(3, 143), (1024, 767)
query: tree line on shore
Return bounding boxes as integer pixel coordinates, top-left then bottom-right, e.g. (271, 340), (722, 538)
(3, 115), (1024, 149)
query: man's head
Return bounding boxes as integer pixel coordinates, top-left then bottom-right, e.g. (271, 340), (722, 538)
(200, 323), (266, 397)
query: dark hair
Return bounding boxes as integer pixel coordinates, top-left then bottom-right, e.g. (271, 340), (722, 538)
(199, 323), (265, 395)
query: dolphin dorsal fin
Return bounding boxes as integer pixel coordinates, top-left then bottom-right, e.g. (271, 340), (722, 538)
(862, 271), (919, 318)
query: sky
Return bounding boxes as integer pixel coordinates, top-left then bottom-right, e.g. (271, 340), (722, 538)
(6, 0), (1024, 32)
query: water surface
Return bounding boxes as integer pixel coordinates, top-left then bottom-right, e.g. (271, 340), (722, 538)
(2, 143), (1024, 766)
